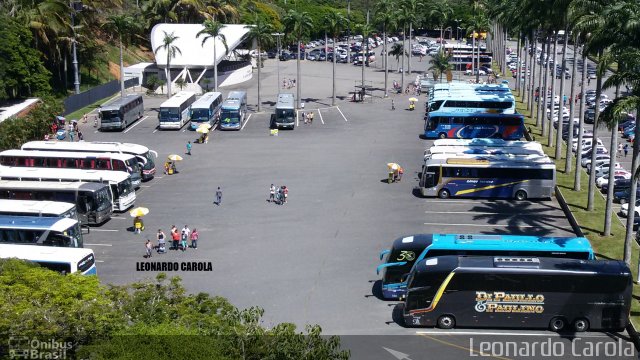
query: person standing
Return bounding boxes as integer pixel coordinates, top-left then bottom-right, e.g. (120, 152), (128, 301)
(624, 144), (629, 158)
(186, 141), (192, 155)
(283, 186), (288, 204)
(157, 229), (166, 253)
(618, 143), (624, 157)
(215, 187), (222, 205)
(190, 228), (199, 249)
(68, 123), (75, 142)
(180, 230), (188, 252)
(78, 131), (84, 141)
(145, 239), (153, 258)
(181, 225), (191, 241)
(171, 225), (179, 250)
(269, 184), (275, 203)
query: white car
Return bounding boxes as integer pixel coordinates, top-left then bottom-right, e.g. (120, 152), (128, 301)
(621, 201), (640, 218)
(464, 69), (486, 76)
(596, 173), (631, 188)
(573, 138), (605, 152)
(582, 153), (610, 168)
(587, 161), (622, 174)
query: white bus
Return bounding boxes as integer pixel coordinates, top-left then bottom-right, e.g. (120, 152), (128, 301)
(0, 180), (112, 225)
(0, 199), (77, 220)
(0, 215), (83, 248)
(21, 141), (158, 181)
(189, 92), (223, 130)
(0, 244), (96, 275)
(0, 167), (135, 212)
(425, 144), (545, 159)
(159, 91), (197, 129)
(427, 93), (516, 114)
(99, 94), (144, 131)
(272, 93), (295, 129)
(0, 149), (142, 188)
(220, 91), (248, 130)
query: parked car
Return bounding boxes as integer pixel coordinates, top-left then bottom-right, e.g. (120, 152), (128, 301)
(620, 200), (640, 218)
(464, 69), (486, 76)
(615, 188), (640, 204)
(267, 49), (277, 58)
(601, 178), (633, 193)
(596, 173), (631, 188)
(279, 51), (293, 61)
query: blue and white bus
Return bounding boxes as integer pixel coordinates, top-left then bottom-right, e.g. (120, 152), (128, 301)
(427, 93), (516, 114)
(158, 91), (196, 130)
(220, 91), (248, 130)
(425, 144), (545, 160)
(424, 112), (525, 139)
(189, 92), (223, 130)
(419, 156), (555, 199)
(0, 244), (96, 275)
(376, 233), (594, 299)
(0, 215), (84, 248)
(429, 83), (511, 101)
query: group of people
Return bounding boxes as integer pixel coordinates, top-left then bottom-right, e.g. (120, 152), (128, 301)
(146, 225), (200, 257)
(301, 111), (314, 124)
(48, 120), (83, 142)
(268, 184), (288, 205)
(618, 143), (630, 158)
(282, 78), (296, 89)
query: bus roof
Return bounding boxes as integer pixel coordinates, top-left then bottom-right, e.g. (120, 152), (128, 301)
(222, 99), (241, 109)
(0, 166), (130, 183)
(0, 199), (75, 215)
(159, 91), (196, 108)
(392, 234), (593, 254)
(426, 111), (523, 118)
(432, 83), (510, 93)
(426, 145), (545, 157)
(1, 149), (135, 161)
(433, 139), (537, 147)
(424, 157), (555, 167)
(414, 255), (627, 276)
(21, 141), (151, 155)
(276, 93), (295, 109)
(101, 94), (142, 110)
(430, 92), (515, 102)
(227, 91), (246, 100)
(191, 92), (222, 108)
(0, 244), (93, 262)
(0, 215), (78, 231)
(431, 153), (552, 163)
(0, 179), (106, 192)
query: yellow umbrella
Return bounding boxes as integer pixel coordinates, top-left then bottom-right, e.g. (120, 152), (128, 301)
(167, 154), (183, 161)
(409, 97), (419, 102)
(129, 207), (149, 217)
(198, 123), (212, 130)
(387, 162), (399, 170)
(196, 127), (209, 134)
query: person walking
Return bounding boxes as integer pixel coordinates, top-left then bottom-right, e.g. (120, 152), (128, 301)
(308, 112), (314, 124)
(77, 131), (84, 141)
(145, 239), (153, 258)
(215, 187), (222, 205)
(283, 186), (288, 204)
(624, 144), (629, 158)
(157, 229), (166, 253)
(190, 228), (199, 249)
(186, 141), (192, 155)
(269, 184), (276, 203)
(618, 143), (624, 157)
(171, 225), (179, 250)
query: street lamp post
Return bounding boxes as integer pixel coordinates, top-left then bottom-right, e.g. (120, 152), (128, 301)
(272, 32), (284, 91)
(454, 19), (461, 41)
(71, 0), (83, 94)
(347, 0), (351, 66)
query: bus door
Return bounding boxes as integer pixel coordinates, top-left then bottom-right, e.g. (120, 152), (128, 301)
(422, 166), (440, 189)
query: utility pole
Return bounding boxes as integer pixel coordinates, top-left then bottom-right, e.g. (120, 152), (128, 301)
(347, 0), (351, 66)
(71, 0), (83, 94)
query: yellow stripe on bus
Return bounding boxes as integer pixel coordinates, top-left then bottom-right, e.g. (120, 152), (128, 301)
(409, 272), (455, 315)
(454, 180), (529, 196)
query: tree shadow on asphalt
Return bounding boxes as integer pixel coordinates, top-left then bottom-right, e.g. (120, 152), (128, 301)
(261, 100), (276, 107)
(471, 200), (575, 236)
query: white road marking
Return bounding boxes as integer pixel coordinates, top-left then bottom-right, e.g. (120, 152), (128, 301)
(182, 128), (187, 132)
(242, 114), (252, 130)
(124, 116), (148, 133)
(416, 330), (615, 338)
(336, 106), (348, 122)
(155, 176), (164, 179)
(84, 243), (113, 246)
(109, 217), (127, 220)
(95, 260), (105, 263)
(317, 109), (324, 124)
(94, 130), (98, 133)
(153, 129), (158, 133)
(425, 211), (541, 216)
(140, 185), (151, 188)
(424, 222), (539, 228)
(296, 112), (299, 127)
(88, 229), (120, 232)
(212, 123), (218, 131)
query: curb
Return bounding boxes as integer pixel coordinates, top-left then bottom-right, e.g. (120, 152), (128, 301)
(554, 185), (585, 237)
(626, 322), (640, 352)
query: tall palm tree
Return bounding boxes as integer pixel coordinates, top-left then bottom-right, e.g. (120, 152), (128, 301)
(204, 0), (239, 23)
(325, 11), (346, 106)
(245, 16), (274, 112)
(197, 19), (228, 92)
(374, 0), (395, 98)
(356, 22), (374, 97)
(428, 51), (452, 82)
(103, 13), (135, 98)
(401, 0), (421, 75)
(565, 33), (579, 175)
(389, 42), (407, 73)
(283, 9), (313, 109)
(154, 31), (182, 98)
(428, 0), (453, 46)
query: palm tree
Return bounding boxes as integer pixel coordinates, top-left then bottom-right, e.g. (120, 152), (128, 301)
(154, 31), (182, 98)
(374, 0), (395, 98)
(283, 9), (313, 109)
(428, 51), (452, 82)
(245, 16), (274, 112)
(401, 0), (421, 75)
(356, 22), (374, 97)
(429, 0), (453, 46)
(325, 11), (347, 106)
(103, 13), (135, 98)
(389, 42), (407, 73)
(197, 19), (228, 92)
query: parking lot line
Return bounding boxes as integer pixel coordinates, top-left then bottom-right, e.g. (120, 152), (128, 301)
(84, 243), (113, 246)
(416, 330), (613, 338)
(124, 116), (148, 133)
(336, 106), (348, 122)
(152, 128), (158, 133)
(317, 109), (324, 124)
(425, 211), (542, 216)
(242, 114), (252, 130)
(424, 222), (539, 228)
(89, 229), (120, 232)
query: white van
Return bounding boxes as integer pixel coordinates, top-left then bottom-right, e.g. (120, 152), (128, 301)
(572, 137), (604, 152)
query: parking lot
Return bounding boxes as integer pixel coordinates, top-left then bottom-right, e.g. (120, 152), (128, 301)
(74, 40), (635, 358)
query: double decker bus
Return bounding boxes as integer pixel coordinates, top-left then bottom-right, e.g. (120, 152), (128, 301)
(400, 256), (632, 332)
(99, 94), (144, 131)
(272, 93), (295, 129)
(0, 167), (135, 212)
(0, 149), (142, 188)
(429, 83), (511, 102)
(424, 144), (545, 161)
(427, 93), (516, 114)
(220, 91), (248, 130)
(377, 234), (594, 299)
(419, 157), (555, 199)
(0, 244), (96, 275)
(424, 112), (525, 139)
(189, 92), (223, 130)
(0, 180), (112, 225)
(0, 215), (83, 248)
(158, 91), (196, 129)
(0, 199), (77, 220)
(21, 141), (157, 181)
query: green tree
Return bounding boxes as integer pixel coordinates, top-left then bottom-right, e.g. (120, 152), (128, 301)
(154, 30), (182, 98)
(102, 13), (136, 98)
(245, 15), (274, 112)
(283, 9), (313, 109)
(324, 10), (346, 106)
(428, 50), (452, 82)
(374, 0), (396, 97)
(389, 42), (407, 72)
(197, 19), (228, 92)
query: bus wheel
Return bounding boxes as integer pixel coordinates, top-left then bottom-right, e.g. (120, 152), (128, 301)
(438, 133), (447, 139)
(437, 315), (455, 329)
(514, 190), (527, 201)
(573, 318), (590, 332)
(438, 189), (450, 199)
(549, 317), (566, 332)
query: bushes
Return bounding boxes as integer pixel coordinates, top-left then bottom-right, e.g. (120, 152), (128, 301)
(0, 97), (63, 151)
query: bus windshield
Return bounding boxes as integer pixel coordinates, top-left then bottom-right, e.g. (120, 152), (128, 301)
(159, 108), (179, 121)
(191, 109), (210, 122)
(93, 187), (112, 212)
(117, 178), (133, 197)
(101, 110), (121, 122)
(221, 109), (240, 124)
(276, 109), (295, 122)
